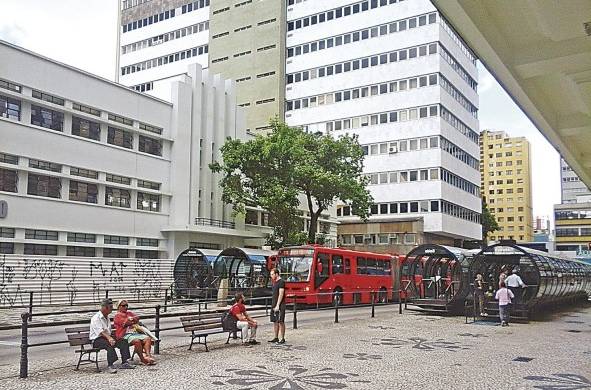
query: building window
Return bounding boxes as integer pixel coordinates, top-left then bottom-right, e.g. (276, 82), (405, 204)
(72, 116), (101, 141)
(31, 105), (64, 131)
(67, 232), (96, 243)
(29, 159), (62, 172)
(70, 167), (98, 179)
(32, 90), (64, 105)
(69, 180), (98, 203)
(139, 135), (162, 156)
(104, 235), (130, 245)
(105, 187), (131, 208)
(139, 122), (163, 135)
(136, 249), (158, 259)
(66, 246), (96, 257)
(106, 174), (131, 185)
(136, 238), (158, 247)
(0, 95), (21, 120)
(0, 79), (22, 93)
(27, 173), (61, 198)
(24, 244), (57, 255)
(0, 152), (18, 165)
(108, 127), (133, 149)
(103, 248), (129, 258)
(72, 103), (100, 116)
(25, 229), (59, 240)
(137, 180), (160, 190)
(137, 192), (160, 212)
(0, 242), (14, 254)
(0, 227), (15, 238)
(107, 113), (133, 126)
(0, 168), (18, 192)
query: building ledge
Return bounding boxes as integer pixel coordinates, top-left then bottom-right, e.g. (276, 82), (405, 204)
(161, 225), (267, 239)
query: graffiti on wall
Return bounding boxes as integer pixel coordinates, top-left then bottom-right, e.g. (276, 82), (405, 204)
(0, 255), (174, 308)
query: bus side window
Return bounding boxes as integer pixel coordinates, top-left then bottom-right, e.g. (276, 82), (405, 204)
(332, 255), (343, 274)
(384, 260), (391, 275)
(367, 258), (376, 275)
(357, 257), (366, 274)
(344, 258), (351, 274)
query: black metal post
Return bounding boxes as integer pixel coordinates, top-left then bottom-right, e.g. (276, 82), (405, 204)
(20, 312), (29, 379)
(265, 298), (268, 315)
(154, 305), (160, 355)
(371, 291), (375, 318)
(292, 299), (298, 330)
(28, 292), (33, 320)
(399, 292), (403, 314)
(198, 302), (201, 317)
(164, 288), (168, 313)
(105, 290), (109, 300)
(334, 294), (339, 323)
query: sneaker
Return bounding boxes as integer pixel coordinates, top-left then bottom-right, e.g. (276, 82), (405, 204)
(107, 365), (118, 374)
(119, 362), (136, 369)
(277, 339), (286, 344)
(249, 340), (260, 345)
(268, 338), (279, 343)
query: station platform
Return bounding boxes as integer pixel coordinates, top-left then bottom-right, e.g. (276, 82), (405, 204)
(0, 304), (589, 389)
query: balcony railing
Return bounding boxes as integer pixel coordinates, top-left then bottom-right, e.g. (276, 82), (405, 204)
(195, 217), (235, 229)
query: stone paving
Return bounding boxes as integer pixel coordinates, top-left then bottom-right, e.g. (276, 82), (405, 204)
(1, 304), (590, 389)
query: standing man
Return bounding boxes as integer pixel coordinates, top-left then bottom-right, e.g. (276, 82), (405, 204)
(89, 298), (135, 373)
(268, 268), (286, 344)
(230, 293), (259, 345)
(505, 269), (527, 303)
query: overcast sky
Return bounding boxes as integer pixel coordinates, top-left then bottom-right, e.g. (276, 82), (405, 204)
(0, 0), (561, 221)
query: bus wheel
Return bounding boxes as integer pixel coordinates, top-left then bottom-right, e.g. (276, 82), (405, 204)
(332, 288), (343, 306)
(378, 287), (388, 303)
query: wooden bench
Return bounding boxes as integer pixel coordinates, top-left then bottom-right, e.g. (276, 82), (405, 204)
(180, 313), (238, 352)
(65, 326), (102, 372)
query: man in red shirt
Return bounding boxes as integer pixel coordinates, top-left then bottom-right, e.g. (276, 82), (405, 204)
(230, 293), (259, 345)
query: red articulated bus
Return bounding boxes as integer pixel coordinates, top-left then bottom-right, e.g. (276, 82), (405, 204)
(272, 245), (399, 305)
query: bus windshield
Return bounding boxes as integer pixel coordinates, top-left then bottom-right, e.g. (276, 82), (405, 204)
(279, 256), (313, 282)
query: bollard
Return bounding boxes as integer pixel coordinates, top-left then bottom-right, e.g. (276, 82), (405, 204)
(28, 292), (33, 320)
(292, 299), (298, 330)
(399, 293), (403, 314)
(265, 298), (268, 315)
(20, 312), (29, 379)
(371, 291), (375, 318)
(154, 305), (161, 355)
(164, 289), (169, 313)
(334, 294), (339, 323)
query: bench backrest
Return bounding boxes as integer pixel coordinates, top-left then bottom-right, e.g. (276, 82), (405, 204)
(180, 314), (224, 332)
(65, 326), (92, 347)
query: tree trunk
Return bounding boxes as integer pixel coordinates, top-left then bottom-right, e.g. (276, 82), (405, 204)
(308, 212), (318, 243)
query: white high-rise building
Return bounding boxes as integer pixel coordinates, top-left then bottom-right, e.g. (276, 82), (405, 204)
(117, 0), (210, 99)
(284, 0), (481, 250)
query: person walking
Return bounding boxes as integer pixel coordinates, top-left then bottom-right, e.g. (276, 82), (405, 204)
(495, 282), (514, 327)
(230, 293), (259, 345)
(505, 269), (526, 303)
(268, 268), (286, 344)
(89, 298), (135, 373)
(474, 273), (487, 317)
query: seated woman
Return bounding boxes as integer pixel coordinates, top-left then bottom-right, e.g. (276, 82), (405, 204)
(114, 300), (156, 365)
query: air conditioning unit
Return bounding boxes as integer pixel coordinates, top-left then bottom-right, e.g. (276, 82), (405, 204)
(389, 143), (398, 154)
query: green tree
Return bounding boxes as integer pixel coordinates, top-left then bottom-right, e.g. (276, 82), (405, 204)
(481, 199), (500, 245)
(210, 119), (373, 248)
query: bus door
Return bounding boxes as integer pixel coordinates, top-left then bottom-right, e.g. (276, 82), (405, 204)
(314, 252), (330, 290)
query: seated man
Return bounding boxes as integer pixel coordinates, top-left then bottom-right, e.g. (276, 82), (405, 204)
(89, 298), (135, 373)
(230, 293), (259, 345)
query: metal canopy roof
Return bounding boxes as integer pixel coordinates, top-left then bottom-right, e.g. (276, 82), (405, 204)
(432, 0), (591, 188)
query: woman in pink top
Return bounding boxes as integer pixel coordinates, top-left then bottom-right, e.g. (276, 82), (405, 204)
(495, 282), (514, 326)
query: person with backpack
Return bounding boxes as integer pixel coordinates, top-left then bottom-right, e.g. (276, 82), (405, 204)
(495, 281), (514, 327)
(229, 292), (259, 345)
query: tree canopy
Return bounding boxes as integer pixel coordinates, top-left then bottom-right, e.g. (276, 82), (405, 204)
(210, 119), (373, 248)
(481, 199), (500, 245)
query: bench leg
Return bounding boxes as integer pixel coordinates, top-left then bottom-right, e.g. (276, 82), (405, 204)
(75, 352), (83, 371)
(189, 334), (195, 351)
(203, 336), (208, 352)
(94, 351), (100, 373)
(226, 332), (231, 344)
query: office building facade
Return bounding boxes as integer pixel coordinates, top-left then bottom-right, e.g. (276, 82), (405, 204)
(0, 40), (269, 260)
(285, 0), (482, 252)
(480, 130), (533, 242)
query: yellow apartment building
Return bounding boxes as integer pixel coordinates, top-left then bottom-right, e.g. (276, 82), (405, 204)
(480, 130), (533, 242)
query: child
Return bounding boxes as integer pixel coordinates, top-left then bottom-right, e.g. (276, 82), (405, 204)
(495, 281), (514, 326)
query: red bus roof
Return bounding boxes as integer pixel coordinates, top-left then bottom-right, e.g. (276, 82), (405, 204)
(278, 245), (398, 259)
